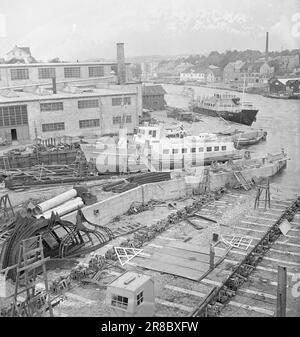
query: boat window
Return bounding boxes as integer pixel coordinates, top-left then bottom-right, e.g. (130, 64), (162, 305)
(199, 147), (204, 152)
(191, 148), (196, 153)
(152, 130), (157, 137)
(163, 149), (169, 154)
(172, 149), (178, 154)
(214, 146), (219, 151)
(206, 147), (212, 152)
(182, 148), (187, 153)
(221, 146), (226, 151)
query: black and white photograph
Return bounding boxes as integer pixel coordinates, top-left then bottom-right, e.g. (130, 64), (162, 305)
(0, 0), (299, 322)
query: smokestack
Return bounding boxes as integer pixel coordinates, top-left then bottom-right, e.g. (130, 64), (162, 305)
(265, 32), (269, 63)
(117, 43), (126, 85)
(52, 77), (57, 94)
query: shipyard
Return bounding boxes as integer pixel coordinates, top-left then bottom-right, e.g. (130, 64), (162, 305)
(0, 0), (299, 322)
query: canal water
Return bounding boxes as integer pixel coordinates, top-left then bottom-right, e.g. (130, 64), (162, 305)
(163, 84), (300, 198)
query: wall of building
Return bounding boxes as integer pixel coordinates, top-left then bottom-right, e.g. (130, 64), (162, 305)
(0, 92), (138, 141)
(142, 94), (165, 110)
(0, 63), (130, 88)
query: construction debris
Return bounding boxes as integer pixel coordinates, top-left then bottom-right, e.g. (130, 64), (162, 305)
(0, 210), (114, 281)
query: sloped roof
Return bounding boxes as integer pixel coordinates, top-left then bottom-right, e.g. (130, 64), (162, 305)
(7, 46), (32, 56)
(142, 85), (166, 96)
(206, 68), (222, 76)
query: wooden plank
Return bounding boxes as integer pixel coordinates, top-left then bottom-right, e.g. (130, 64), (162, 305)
(131, 256), (203, 281)
(167, 241), (224, 257)
(133, 253), (210, 273)
(143, 246), (213, 264)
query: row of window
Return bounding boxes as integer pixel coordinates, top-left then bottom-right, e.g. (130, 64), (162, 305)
(0, 105), (28, 127)
(112, 97), (131, 106)
(42, 116), (133, 132)
(38, 97), (131, 112)
(42, 119), (101, 132)
(111, 291), (143, 310)
(8, 66), (106, 81)
(162, 146), (227, 155)
(112, 116), (132, 124)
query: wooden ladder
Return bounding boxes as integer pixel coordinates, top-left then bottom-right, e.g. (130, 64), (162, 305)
(11, 235), (53, 317)
(233, 171), (252, 191)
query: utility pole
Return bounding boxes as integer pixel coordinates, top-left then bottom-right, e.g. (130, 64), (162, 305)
(276, 266), (287, 317)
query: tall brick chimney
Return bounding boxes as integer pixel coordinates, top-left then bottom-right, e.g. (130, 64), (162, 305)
(117, 43), (126, 85)
(265, 32), (269, 63)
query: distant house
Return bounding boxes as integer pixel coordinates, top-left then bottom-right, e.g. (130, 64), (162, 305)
(240, 61), (274, 87)
(274, 54), (300, 74)
(142, 85), (166, 110)
(179, 67), (206, 83)
(205, 66), (222, 83)
(5, 45), (37, 64)
(223, 61), (245, 83)
(268, 77), (300, 94)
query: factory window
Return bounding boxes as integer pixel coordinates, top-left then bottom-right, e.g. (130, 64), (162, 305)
(137, 291), (144, 306)
(191, 148), (196, 153)
(199, 147), (204, 152)
(124, 97), (131, 105)
(40, 102), (64, 112)
(206, 147), (212, 152)
(182, 148), (187, 153)
(0, 105), (28, 127)
(88, 66), (104, 77)
(78, 99), (99, 109)
(112, 97), (122, 106)
(163, 149), (169, 154)
(38, 68), (56, 79)
(111, 295), (128, 310)
(214, 146), (219, 151)
(42, 122), (65, 132)
(172, 149), (178, 154)
(64, 67), (81, 78)
(113, 116), (122, 124)
(79, 119), (100, 129)
(221, 146), (227, 151)
(10, 68), (29, 80)
(125, 115), (132, 123)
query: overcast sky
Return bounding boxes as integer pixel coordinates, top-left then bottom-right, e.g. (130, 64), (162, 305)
(0, 0), (299, 61)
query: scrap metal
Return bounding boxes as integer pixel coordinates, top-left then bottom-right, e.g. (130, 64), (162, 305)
(0, 209), (114, 281)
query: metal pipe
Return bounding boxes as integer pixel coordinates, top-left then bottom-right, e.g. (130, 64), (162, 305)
(38, 197), (84, 219)
(34, 189), (78, 214)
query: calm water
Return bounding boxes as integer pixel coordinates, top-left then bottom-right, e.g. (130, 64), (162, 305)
(163, 84), (300, 198)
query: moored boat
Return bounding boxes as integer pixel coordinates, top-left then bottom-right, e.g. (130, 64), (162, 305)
(189, 92), (258, 126)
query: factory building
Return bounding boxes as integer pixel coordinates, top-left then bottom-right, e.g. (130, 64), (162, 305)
(0, 85), (138, 141)
(0, 43), (142, 142)
(0, 61), (131, 88)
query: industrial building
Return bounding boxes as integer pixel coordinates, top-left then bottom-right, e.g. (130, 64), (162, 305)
(142, 85), (166, 110)
(0, 85), (139, 141)
(0, 61), (132, 88)
(0, 43), (142, 142)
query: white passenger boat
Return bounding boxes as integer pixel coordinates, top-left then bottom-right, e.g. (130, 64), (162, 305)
(80, 124), (244, 173)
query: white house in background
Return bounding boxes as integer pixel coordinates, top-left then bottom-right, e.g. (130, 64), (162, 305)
(5, 46), (36, 63)
(180, 67), (206, 82)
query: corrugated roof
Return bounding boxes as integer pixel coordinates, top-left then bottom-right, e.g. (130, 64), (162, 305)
(142, 85), (166, 96)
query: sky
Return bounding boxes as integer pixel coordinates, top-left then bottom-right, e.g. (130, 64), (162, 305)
(0, 0), (299, 61)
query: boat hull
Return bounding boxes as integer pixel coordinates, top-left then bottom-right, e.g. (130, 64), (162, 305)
(192, 107), (258, 126)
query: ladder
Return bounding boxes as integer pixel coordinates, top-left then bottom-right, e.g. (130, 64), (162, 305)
(233, 171), (252, 191)
(11, 235), (53, 317)
(199, 168), (210, 193)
